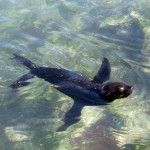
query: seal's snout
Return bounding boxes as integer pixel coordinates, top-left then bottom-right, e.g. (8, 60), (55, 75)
(130, 86), (133, 91)
(127, 86), (133, 95)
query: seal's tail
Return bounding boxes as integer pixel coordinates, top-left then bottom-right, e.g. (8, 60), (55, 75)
(10, 54), (38, 88)
(13, 53), (39, 70)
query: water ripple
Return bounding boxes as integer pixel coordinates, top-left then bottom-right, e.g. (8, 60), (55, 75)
(0, 0), (150, 149)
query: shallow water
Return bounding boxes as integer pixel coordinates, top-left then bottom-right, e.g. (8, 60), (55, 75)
(0, 0), (150, 149)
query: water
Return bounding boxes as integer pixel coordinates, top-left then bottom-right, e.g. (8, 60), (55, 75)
(0, 0), (150, 149)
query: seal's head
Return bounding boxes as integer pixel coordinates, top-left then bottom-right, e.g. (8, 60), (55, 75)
(100, 82), (133, 102)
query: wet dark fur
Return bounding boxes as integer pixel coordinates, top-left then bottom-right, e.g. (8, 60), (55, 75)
(10, 54), (133, 131)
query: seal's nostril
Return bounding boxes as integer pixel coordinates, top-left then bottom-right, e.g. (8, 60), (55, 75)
(129, 86), (133, 91)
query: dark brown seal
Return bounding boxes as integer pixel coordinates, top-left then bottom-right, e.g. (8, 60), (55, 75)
(10, 54), (133, 131)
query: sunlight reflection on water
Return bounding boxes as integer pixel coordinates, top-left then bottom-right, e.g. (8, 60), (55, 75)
(0, 0), (150, 150)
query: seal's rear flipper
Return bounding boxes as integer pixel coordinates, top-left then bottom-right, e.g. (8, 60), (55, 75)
(12, 53), (39, 70)
(93, 58), (111, 83)
(57, 101), (84, 132)
(10, 73), (34, 89)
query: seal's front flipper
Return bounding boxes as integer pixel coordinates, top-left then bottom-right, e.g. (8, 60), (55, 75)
(10, 73), (34, 89)
(93, 58), (111, 83)
(57, 101), (84, 132)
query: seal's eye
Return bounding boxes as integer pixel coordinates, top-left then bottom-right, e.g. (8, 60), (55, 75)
(117, 87), (124, 93)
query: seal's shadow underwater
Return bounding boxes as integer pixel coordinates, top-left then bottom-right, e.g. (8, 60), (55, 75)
(10, 54), (133, 131)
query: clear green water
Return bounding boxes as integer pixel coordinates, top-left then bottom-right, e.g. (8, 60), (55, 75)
(0, 0), (150, 150)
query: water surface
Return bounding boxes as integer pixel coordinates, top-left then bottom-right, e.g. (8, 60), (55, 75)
(0, 0), (150, 149)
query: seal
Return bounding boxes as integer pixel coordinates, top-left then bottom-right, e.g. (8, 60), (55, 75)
(10, 54), (133, 131)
